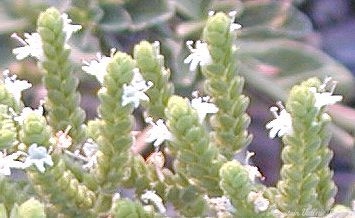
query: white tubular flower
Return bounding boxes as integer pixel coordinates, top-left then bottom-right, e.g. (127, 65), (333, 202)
(309, 77), (343, 109)
(184, 40), (212, 72)
(247, 191), (270, 213)
(0, 151), (26, 176)
(191, 91), (218, 123)
(61, 13), (82, 40)
(145, 117), (173, 148)
(2, 70), (32, 104)
(23, 144), (53, 173)
(228, 11), (242, 32)
(244, 151), (263, 183)
(121, 69), (153, 108)
(14, 105), (44, 125)
(141, 190), (166, 214)
(82, 52), (112, 84)
(266, 102), (293, 139)
(12, 33), (44, 61)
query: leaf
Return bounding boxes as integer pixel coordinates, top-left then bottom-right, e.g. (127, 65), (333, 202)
(123, 0), (174, 31)
(99, 5), (132, 32)
(238, 39), (354, 99)
(0, 8), (27, 34)
(171, 0), (212, 20)
(237, 1), (313, 39)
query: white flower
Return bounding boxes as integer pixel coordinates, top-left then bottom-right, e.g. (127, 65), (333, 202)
(14, 105), (44, 125)
(2, 70), (32, 104)
(0, 151), (26, 176)
(50, 126), (72, 151)
(23, 144), (53, 173)
(247, 191), (270, 213)
(184, 40), (212, 71)
(121, 69), (153, 108)
(244, 151), (263, 183)
(12, 13), (80, 61)
(266, 102), (293, 138)
(141, 190), (166, 214)
(145, 117), (173, 148)
(12, 33), (44, 61)
(309, 77), (342, 109)
(204, 195), (236, 214)
(61, 13), (82, 40)
(82, 139), (98, 170)
(191, 91), (218, 123)
(82, 52), (112, 84)
(228, 11), (242, 32)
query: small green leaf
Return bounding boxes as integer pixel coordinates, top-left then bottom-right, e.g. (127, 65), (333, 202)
(239, 39), (354, 99)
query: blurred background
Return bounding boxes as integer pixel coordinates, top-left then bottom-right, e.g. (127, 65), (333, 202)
(0, 0), (354, 207)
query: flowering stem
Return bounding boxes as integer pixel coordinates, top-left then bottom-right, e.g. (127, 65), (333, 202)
(165, 95), (223, 196)
(37, 8), (86, 145)
(94, 51), (135, 212)
(27, 159), (96, 217)
(133, 41), (174, 120)
(201, 12), (252, 159)
(0, 105), (17, 150)
(277, 78), (337, 215)
(219, 161), (274, 217)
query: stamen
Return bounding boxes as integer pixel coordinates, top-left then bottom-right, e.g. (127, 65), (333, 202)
(228, 11), (237, 23)
(11, 33), (27, 45)
(110, 48), (116, 57)
(245, 151), (255, 165)
(276, 101), (284, 110)
(186, 40), (194, 51)
(270, 106), (279, 118)
(330, 81), (337, 94)
(64, 125), (72, 135)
